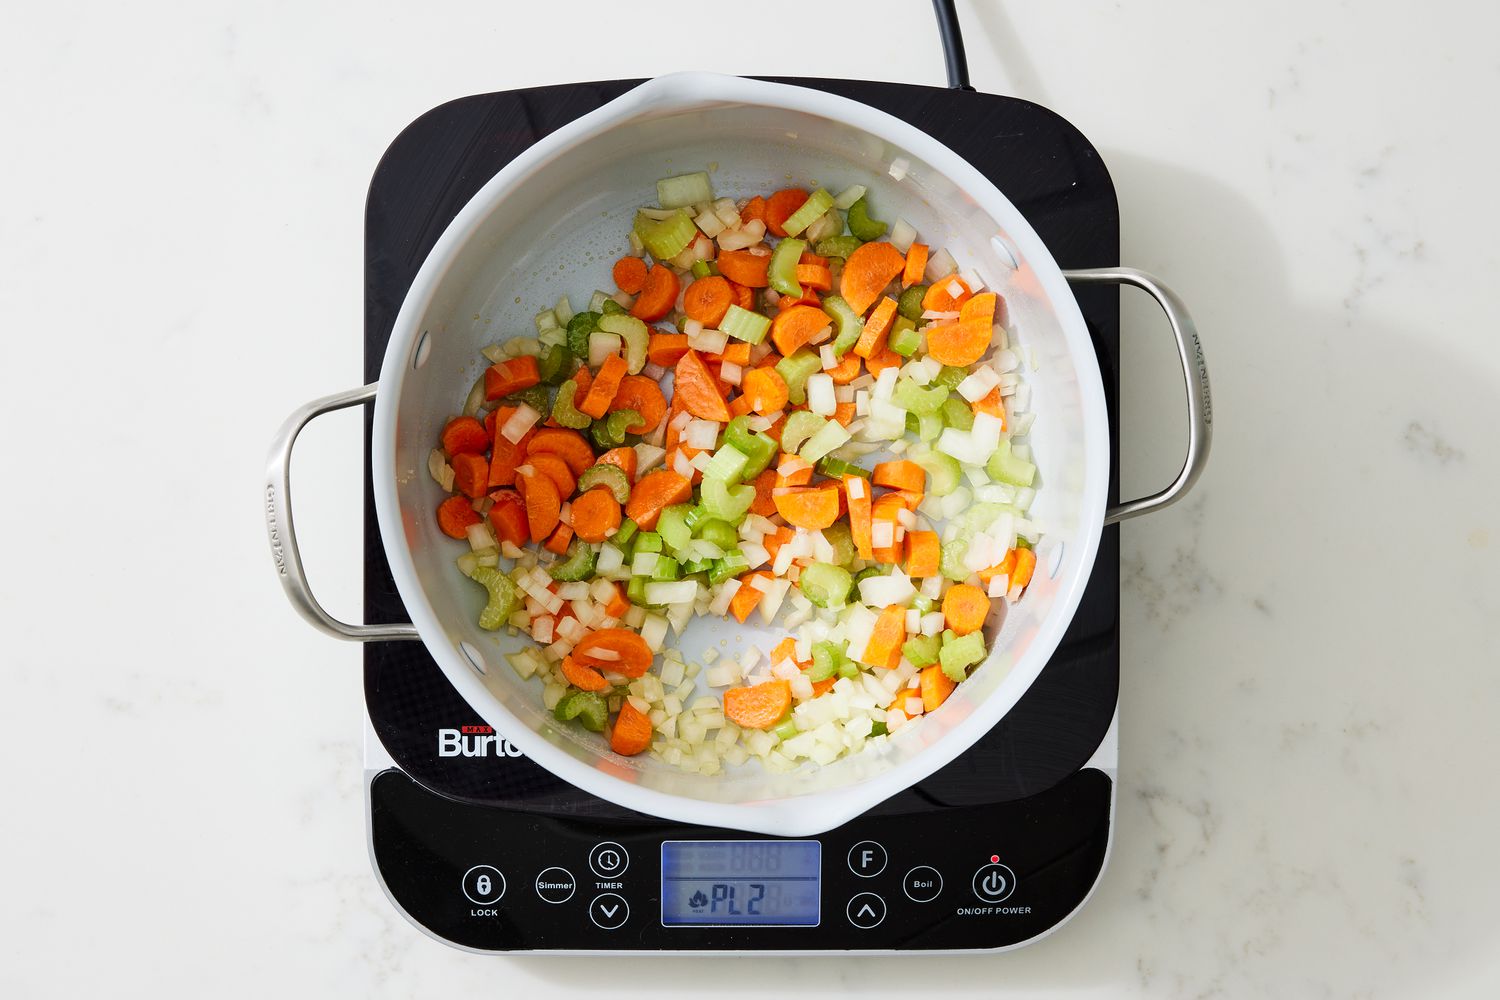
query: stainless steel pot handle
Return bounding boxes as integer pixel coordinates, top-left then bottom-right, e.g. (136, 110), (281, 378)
(265, 383), (420, 642)
(1062, 267), (1212, 525)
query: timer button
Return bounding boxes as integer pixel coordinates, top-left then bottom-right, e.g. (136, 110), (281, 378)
(589, 842), (629, 878)
(847, 840), (887, 877)
(589, 892), (630, 930)
(902, 866), (943, 902)
(846, 892), (886, 929)
(461, 865), (506, 905)
(972, 862), (1017, 903)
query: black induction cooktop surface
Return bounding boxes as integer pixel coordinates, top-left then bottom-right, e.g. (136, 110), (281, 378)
(362, 78), (1120, 819)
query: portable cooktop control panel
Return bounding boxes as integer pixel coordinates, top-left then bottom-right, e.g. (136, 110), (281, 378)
(370, 766), (1111, 951)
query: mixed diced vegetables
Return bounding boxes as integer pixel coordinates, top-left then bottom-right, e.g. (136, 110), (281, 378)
(428, 170), (1042, 773)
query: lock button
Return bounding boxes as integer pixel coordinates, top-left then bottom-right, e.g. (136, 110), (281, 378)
(462, 864), (506, 905)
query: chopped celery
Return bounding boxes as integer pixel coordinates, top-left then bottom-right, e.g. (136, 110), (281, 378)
(940, 629), (987, 682)
(681, 557), (714, 576)
(917, 412), (944, 441)
(853, 565), (887, 586)
(941, 396), (974, 432)
(633, 531), (664, 555)
(550, 379), (591, 429)
(938, 502), (1015, 580)
(847, 196), (887, 241)
(577, 464), (631, 504)
(911, 451), (961, 496)
(535, 308), (558, 333)
(709, 550), (750, 585)
(838, 658), (860, 679)
(657, 504), (693, 553)
(814, 235), (862, 259)
(651, 555), (681, 581)
(1015, 536), (1032, 550)
(816, 456), (870, 480)
(781, 188), (835, 238)
(775, 349), (823, 405)
(701, 478), (755, 523)
(657, 171), (713, 209)
(634, 210), (697, 260)
(548, 539), (598, 582)
(591, 409), (640, 449)
(986, 439), (1037, 487)
(626, 575), (655, 606)
(691, 259), (719, 279)
(870, 720), (889, 737)
(913, 594), (934, 614)
(888, 318), (921, 357)
(538, 343), (574, 385)
(821, 295), (864, 356)
(566, 311), (601, 358)
(902, 633), (942, 668)
(768, 237), (806, 297)
(892, 379), (948, 416)
(723, 416), (777, 480)
(898, 285), (929, 321)
(504, 384), (550, 414)
(808, 643), (841, 682)
(702, 443), (749, 484)
(598, 313), (649, 374)
(613, 518), (639, 549)
(822, 522), (857, 566)
(587, 291), (610, 313)
(467, 566), (519, 630)
(599, 299), (627, 317)
(772, 719), (800, 742)
(554, 690), (608, 732)
(682, 504), (712, 533)
(780, 411), (826, 454)
(799, 562), (853, 609)
(696, 519), (739, 549)
(934, 365), (970, 390)
(800, 419), (850, 463)
(722, 304), (771, 344)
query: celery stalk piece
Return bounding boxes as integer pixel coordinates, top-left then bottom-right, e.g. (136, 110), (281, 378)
(554, 690), (608, 732)
(799, 419), (850, 464)
(701, 478), (755, 523)
(566, 311), (601, 358)
(634, 210), (697, 260)
(577, 464), (632, 504)
(598, 313), (649, 374)
(696, 518), (739, 548)
(902, 634), (942, 668)
(888, 318), (922, 357)
(911, 451), (961, 496)
(892, 379), (949, 416)
(549, 540), (598, 582)
(939, 630), (987, 682)
(721, 304), (771, 345)
(775, 348), (823, 405)
(702, 443), (749, 484)
(657, 171), (714, 209)
(799, 562), (853, 609)
(898, 285), (928, 321)
(723, 416), (777, 480)
(781, 188), (835, 238)
(815, 235), (862, 260)
(780, 411), (827, 455)
(821, 295), (864, 356)
(768, 238), (806, 298)
(941, 396), (974, 432)
(467, 566), (519, 630)
(656, 505), (693, 554)
(847, 196), (888, 241)
(550, 379), (591, 429)
(986, 439), (1037, 487)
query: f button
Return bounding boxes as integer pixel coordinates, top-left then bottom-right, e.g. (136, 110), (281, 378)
(847, 840), (887, 878)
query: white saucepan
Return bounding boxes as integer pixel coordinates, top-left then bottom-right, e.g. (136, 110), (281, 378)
(265, 73), (1211, 836)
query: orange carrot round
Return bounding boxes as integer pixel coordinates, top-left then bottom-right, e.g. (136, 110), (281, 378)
(609, 374), (667, 434)
(902, 243), (929, 289)
(865, 346), (903, 378)
(919, 663), (956, 711)
(825, 352), (862, 384)
(716, 248), (771, 288)
(749, 468), (779, 517)
(942, 583), (990, 636)
(528, 428), (596, 476)
(581, 353), (629, 419)
(769, 304), (832, 357)
(860, 605), (908, 669)
(560, 654), (609, 692)
(517, 466), (561, 542)
(725, 279), (756, 310)
(486, 490), (528, 546)
(573, 628), (653, 677)
(526, 452), (577, 499)
(571, 487), (622, 544)
(441, 416), (489, 456)
(724, 679), (792, 730)
(924, 321), (991, 367)
(922, 275), (972, 312)
(612, 255), (649, 295)
(483, 356), (541, 400)
(436, 495), (481, 538)
(629, 264), (680, 322)
(840, 242), (907, 316)
(624, 470), (692, 531)
(740, 367), (789, 415)
(764, 188), (809, 238)
(773, 485), (840, 529)
(451, 452), (490, 498)
(609, 699), (654, 756)
(739, 195), (767, 226)
(647, 331), (690, 368)
(673, 349), (731, 422)
(682, 275), (734, 327)
(872, 460), (926, 492)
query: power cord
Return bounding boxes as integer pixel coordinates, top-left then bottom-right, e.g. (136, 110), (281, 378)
(931, 0), (973, 91)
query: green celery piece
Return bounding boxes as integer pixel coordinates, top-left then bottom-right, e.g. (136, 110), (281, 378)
(780, 411), (826, 454)
(821, 522), (856, 566)
(691, 259), (719, 278)
(939, 630), (987, 682)
(626, 575), (653, 606)
(633, 531), (664, 555)
(709, 550), (750, 585)
(537, 343), (574, 385)
(938, 502), (1017, 581)
(695, 519), (739, 549)
(1015, 536), (1032, 550)
(577, 464), (631, 504)
(821, 295), (864, 356)
(702, 443), (749, 484)
(888, 317), (921, 357)
(701, 478), (754, 523)
(892, 379), (948, 416)
(869, 720), (889, 736)
(799, 562), (853, 609)
(902, 633), (942, 668)
(566, 311), (601, 358)
(852, 565), (887, 586)
(721, 304), (772, 344)
(816, 456), (870, 481)
(809, 641), (843, 682)
(941, 396), (974, 431)
(898, 285), (929, 321)
(467, 566), (519, 630)
(607, 409), (641, 444)
(651, 555), (681, 581)
(917, 412), (943, 441)
(598, 313), (649, 374)
(680, 557), (714, 575)
(613, 518), (639, 549)
(634, 210), (696, 260)
(772, 718), (800, 742)
(768, 238), (806, 297)
(911, 451), (961, 496)
(722, 416), (777, 480)
(554, 690), (608, 732)
(599, 299), (627, 317)
(847, 196), (887, 241)
(912, 594), (934, 614)
(549, 539), (598, 582)
(986, 439), (1036, 487)
(656, 504), (693, 553)
(781, 188), (835, 238)
(657, 171), (713, 209)
(799, 419), (850, 464)
(934, 365), (970, 390)
(814, 235), (862, 259)
(504, 384), (550, 414)
(837, 658), (860, 679)
(775, 348), (823, 405)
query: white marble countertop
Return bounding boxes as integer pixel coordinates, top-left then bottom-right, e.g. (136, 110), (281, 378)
(4, 0), (1497, 995)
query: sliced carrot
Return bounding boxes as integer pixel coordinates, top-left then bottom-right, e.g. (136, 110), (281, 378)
(560, 654), (610, 692)
(451, 452), (489, 498)
(1011, 547), (1037, 592)
(436, 495), (481, 539)
(571, 487), (622, 544)
(544, 522), (574, 555)
(517, 466), (561, 542)
(625, 469), (692, 531)
(942, 583), (990, 636)
(799, 251), (829, 267)
(729, 571), (772, 623)
(902, 243), (929, 289)
(853, 297), (898, 359)
(724, 679), (792, 730)
(761, 526), (794, 562)
(526, 452), (577, 499)
(887, 489), (925, 512)
(741, 367), (789, 415)
(922, 275), (972, 312)
(905, 530), (940, 578)
(441, 416), (489, 456)
(840, 242), (906, 316)
(872, 460), (925, 492)
(773, 484), (840, 530)
(630, 264), (680, 322)
(919, 664), (956, 712)
(486, 407), (530, 486)
(770, 637), (805, 669)
(859, 605), (908, 669)
(673, 349), (731, 422)
(958, 291), (998, 343)
(844, 474), (873, 560)
(609, 374), (667, 434)
(486, 490), (528, 547)
(777, 293), (821, 314)
(610, 699), (654, 756)
(749, 468), (779, 517)
(871, 494), (906, 564)
(483, 356), (541, 400)
(598, 446), (638, 483)
(648, 332), (690, 368)
(581, 353), (629, 418)
(832, 401), (856, 426)
(528, 428), (596, 476)
(683, 275), (734, 327)
(717, 248), (771, 288)
(764, 188), (809, 239)
(972, 386), (1008, 430)
(809, 677), (836, 698)
(775, 451), (814, 488)
(740, 195), (767, 226)
(573, 628), (653, 677)
(721, 341), (752, 365)
(925, 321), (990, 368)
(979, 550), (1015, 586)
(866, 346), (903, 378)
(770, 304), (833, 357)
(795, 263), (832, 292)
(612, 255), (649, 295)
(728, 394), (755, 418)
(603, 581), (632, 619)
(825, 351), (862, 384)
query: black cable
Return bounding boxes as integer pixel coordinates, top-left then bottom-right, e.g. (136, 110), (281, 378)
(931, 0), (973, 91)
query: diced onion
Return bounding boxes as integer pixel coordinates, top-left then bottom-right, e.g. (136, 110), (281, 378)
(501, 403), (541, 444)
(890, 219), (917, 254)
(806, 373), (836, 416)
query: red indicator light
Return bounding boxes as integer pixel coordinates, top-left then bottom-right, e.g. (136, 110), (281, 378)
(990, 855), (999, 863)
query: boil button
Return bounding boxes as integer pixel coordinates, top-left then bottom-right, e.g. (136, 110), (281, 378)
(902, 866), (943, 902)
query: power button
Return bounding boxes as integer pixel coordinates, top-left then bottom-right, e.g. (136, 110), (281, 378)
(971, 863), (1016, 903)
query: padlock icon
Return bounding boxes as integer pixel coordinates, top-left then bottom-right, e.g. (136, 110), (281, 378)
(476, 874), (492, 895)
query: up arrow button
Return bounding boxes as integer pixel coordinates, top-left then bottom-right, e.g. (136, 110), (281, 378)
(846, 892), (886, 929)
